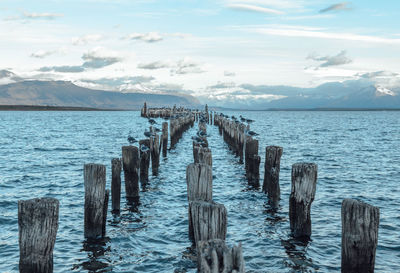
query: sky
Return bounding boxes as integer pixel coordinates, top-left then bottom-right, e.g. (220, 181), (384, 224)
(0, 0), (400, 102)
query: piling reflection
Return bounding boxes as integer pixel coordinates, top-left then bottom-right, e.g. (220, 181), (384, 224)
(281, 237), (318, 272)
(74, 237), (111, 272)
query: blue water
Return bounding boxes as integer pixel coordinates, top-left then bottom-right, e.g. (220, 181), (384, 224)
(0, 111), (399, 272)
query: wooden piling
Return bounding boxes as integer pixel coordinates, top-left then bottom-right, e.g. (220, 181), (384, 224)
(197, 239), (245, 273)
(162, 122), (168, 157)
(102, 189), (109, 237)
(341, 199), (379, 273)
(245, 137), (260, 185)
(18, 197), (59, 273)
(150, 133), (160, 175)
(111, 158), (121, 212)
(186, 163), (213, 202)
(189, 200), (227, 245)
(193, 145), (212, 166)
(139, 139), (150, 183)
(263, 146), (283, 208)
(289, 163), (318, 238)
(122, 146), (140, 198)
(84, 163), (108, 239)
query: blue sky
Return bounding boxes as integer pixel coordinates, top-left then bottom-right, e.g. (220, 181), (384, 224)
(0, 0), (399, 102)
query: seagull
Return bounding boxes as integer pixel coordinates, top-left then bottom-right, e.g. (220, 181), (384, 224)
(140, 145), (150, 152)
(148, 118), (157, 125)
(246, 130), (259, 136)
(154, 128), (161, 133)
(144, 131), (153, 138)
(197, 130), (207, 137)
(127, 136), (137, 144)
(246, 119), (254, 124)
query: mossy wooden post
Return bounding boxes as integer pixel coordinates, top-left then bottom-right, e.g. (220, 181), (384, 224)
(289, 163), (317, 238)
(263, 146), (283, 208)
(150, 134), (160, 176)
(162, 122), (168, 157)
(139, 139), (150, 183)
(18, 198), (59, 273)
(84, 163), (108, 239)
(111, 158), (121, 212)
(341, 199), (379, 273)
(197, 239), (245, 273)
(189, 201), (227, 245)
(122, 146), (140, 198)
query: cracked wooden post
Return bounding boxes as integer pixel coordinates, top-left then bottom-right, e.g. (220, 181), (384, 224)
(139, 139), (150, 184)
(18, 197), (59, 273)
(263, 146), (283, 208)
(162, 122), (168, 157)
(187, 163), (213, 240)
(193, 145), (212, 167)
(84, 163), (108, 239)
(189, 201), (227, 245)
(197, 239), (245, 273)
(111, 158), (121, 212)
(341, 199), (379, 273)
(122, 146), (140, 198)
(150, 133), (160, 176)
(289, 163), (317, 238)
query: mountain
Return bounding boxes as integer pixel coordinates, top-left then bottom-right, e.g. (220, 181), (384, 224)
(207, 80), (400, 110)
(0, 80), (200, 109)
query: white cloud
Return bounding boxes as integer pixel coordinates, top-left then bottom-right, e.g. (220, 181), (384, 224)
(319, 2), (352, 13)
(172, 58), (205, 75)
(72, 34), (103, 45)
(241, 25), (400, 45)
(224, 71), (236, 77)
(23, 12), (63, 20)
(125, 32), (163, 43)
(30, 50), (56, 58)
(227, 3), (284, 15)
(137, 61), (170, 70)
(307, 50), (352, 67)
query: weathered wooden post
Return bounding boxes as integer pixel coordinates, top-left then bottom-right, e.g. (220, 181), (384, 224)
(289, 163), (317, 238)
(245, 137), (260, 185)
(139, 139), (150, 183)
(18, 198), (59, 273)
(150, 134), (160, 176)
(193, 145), (212, 166)
(111, 158), (121, 212)
(263, 146), (283, 208)
(189, 200), (227, 245)
(197, 239), (245, 273)
(162, 122), (168, 157)
(84, 163), (108, 239)
(341, 199), (379, 273)
(102, 189), (109, 237)
(122, 146), (140, 198)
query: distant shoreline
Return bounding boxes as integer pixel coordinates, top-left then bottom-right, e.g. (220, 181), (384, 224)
(1, 104), (399, 112)
(0, 105), (134, 111)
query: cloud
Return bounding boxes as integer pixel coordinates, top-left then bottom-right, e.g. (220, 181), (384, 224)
(357, 71), (398, 79)
(125, 32), (163, 43)
(30, 50), (56, 58)
(4, 11), (63, 21)
(227, 3), (284, 15)
(307, 50), (352, 67)
(137, 61), (170, 70)
(172, 58), (205, 75)
(39, 65), (85, 73)
(319, 2), (352, 13)
(241, 25), (400, 45)
(224, 71), (236, 77)
(208, 81), (236, 89)
(82, 47), (122, 68)
(72, 34), (103, 45)
(38, 47), (123, 73)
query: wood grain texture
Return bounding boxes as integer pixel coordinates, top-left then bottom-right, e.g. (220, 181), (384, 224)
(111, 158), (122, 212)
(263, 146), (283, 208)
(341, 199), (379, 273)
(197, 239), (245, 273)
(19, 197), (59, 273)
(289, 163), (317, 238)
(122, 146), (140, 198)
(162, 122), (168, 157)
(139, 139), (150, 184)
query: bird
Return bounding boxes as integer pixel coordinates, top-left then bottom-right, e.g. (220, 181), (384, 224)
(246, 119), (254, 124)
(240, 116), (246, 122)
(127, 136), (137, 144)
(246, 130), (258, 136)
(148, 118), (157, 125)
(140, 145), (150, 152)
(144, 131), (153, 138)
(154, 128), (161, 133)
(197, 130), (207, 137)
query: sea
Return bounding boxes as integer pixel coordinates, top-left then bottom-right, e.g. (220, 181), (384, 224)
(0, 110), (399, 272)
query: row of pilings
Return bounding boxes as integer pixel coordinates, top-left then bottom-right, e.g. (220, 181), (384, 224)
(213, 111), (380, 273)
(16, 104), (380, 273)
